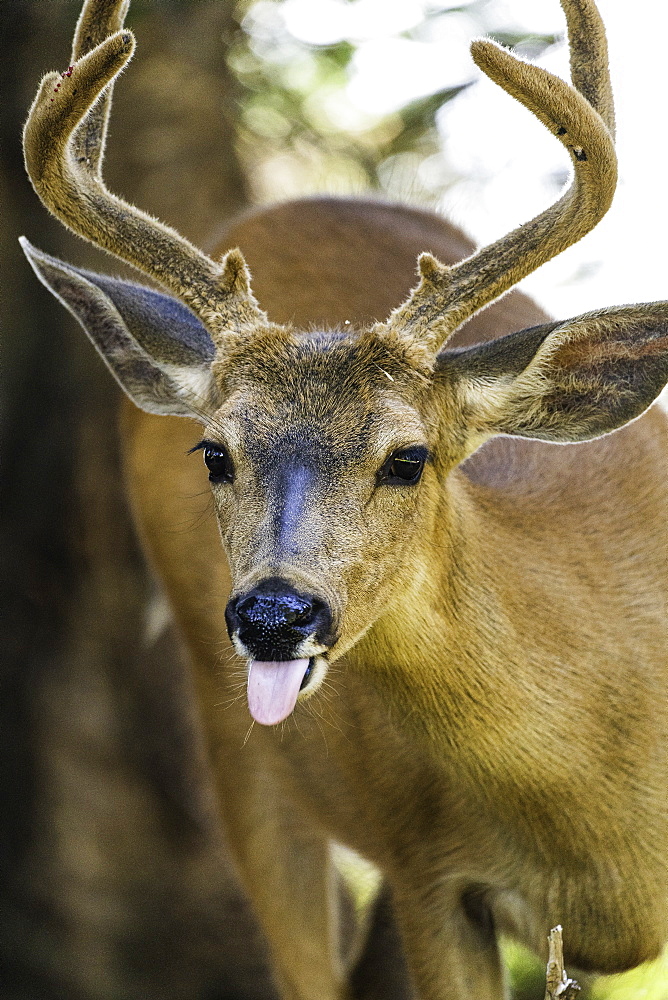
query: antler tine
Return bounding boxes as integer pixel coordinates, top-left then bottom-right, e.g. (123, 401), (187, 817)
(561, 0), (614, 138)
(23, 0), (264, 344)
(385, 0), (617, 357)
(69, 0), (130, 177)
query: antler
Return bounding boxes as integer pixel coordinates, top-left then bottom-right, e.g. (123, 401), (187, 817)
(384, 0), (617, 356)
(22, 0), (265, 346)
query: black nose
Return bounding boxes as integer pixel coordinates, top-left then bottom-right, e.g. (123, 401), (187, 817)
(225, 576), (333, 660)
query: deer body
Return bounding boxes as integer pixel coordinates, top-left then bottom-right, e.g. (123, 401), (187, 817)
(21, 2), (668, 997)
(118, 197), (668, 997)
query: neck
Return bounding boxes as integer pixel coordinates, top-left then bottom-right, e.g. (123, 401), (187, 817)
(350, 470), (529, 757)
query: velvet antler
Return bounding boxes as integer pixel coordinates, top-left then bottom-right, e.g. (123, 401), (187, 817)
(22, 0), (265, 347)
(383, 0), (617, 356)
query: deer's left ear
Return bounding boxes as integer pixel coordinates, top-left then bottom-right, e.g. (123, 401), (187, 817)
(20, 239), (217, 418)
(438, 305), (668, 445)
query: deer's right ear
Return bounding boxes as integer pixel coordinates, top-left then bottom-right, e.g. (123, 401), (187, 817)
(20, 239), (217, 419)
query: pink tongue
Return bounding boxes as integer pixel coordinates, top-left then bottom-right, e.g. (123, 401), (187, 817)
(247, 659), (310, 726)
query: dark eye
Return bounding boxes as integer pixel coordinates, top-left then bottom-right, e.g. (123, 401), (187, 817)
(379, 446), (427, 486)
(203, 444), (234, 483)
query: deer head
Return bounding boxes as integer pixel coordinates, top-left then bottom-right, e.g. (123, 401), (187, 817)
(21, 0), (668, 725)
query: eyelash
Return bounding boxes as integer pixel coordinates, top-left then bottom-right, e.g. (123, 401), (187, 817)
(189, 442), (429, 486)
(189, 440), (234, 483)
(377, 446), (429, 486)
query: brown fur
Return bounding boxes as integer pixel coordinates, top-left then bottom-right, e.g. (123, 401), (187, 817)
(119, 199), (668, 998)
(21, 0), (668, 998)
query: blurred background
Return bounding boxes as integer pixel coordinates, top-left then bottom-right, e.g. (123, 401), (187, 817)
(2, 1), (666, 997)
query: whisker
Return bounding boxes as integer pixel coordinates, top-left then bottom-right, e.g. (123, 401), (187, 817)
(304, 700), (329, 755)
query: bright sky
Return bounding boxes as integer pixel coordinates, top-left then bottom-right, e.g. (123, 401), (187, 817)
(278, 0), (668, 322)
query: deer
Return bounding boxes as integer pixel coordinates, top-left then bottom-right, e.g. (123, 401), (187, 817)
(20, 0), (668, 997)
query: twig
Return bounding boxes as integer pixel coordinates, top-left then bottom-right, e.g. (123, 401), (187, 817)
(545, 926), (581, 1000)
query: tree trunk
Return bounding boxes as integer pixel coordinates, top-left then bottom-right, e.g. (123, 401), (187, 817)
(1, 3), (280, 997)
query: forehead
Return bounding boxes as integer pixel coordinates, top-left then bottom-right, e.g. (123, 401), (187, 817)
(208, 331), (428, 465)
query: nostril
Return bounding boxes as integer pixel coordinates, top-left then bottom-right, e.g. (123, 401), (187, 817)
(235, 598), (257, 624)
(284, 605), (313, 625)
(235, 592), (315, 629)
